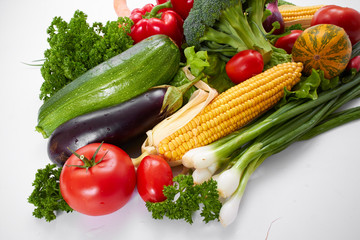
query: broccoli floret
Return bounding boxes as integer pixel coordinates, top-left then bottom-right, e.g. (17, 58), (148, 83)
(184, 0), (279, 65)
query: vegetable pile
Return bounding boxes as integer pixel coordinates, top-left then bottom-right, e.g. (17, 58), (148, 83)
(29, 0), (360, 228)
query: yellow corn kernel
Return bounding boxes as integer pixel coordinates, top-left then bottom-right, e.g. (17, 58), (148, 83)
(158, 62), (304, 163)
(279, 5), (324, 21)
(279, 5), (325, 28)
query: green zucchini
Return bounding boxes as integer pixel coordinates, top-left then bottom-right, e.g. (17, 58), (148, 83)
(36, 35), (180, 138)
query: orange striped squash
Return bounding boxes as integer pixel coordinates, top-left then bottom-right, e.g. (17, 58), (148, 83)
(292, 24), (352, 79)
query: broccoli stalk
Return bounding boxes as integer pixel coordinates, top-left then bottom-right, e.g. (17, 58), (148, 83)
(183, 0), (278, 64)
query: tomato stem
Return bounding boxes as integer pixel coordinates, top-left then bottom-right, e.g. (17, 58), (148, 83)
(66, 142), (107, 170)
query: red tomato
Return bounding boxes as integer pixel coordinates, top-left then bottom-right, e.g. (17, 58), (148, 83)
(347, 56), (360, 72)
(275, 30), (303, 54)
(60, 143), (136, 216)
(137, 155), (173, 203)
(311, 5), (360, 45)
(225, 50), (264, 84)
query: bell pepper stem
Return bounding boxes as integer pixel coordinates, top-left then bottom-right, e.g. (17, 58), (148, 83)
(149, 1), (173, 18)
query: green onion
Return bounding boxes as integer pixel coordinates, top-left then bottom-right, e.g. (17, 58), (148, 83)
(219, 153), (269, 227)
(182, 72), (360, 170)
(216, 75), (360, 225)
(300, 105), (360, 140)
(216, 98), (336, 198)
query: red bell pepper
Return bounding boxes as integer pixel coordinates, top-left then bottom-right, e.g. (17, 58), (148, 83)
(129, 1), (184, 47)
(156, 0), (194, 19)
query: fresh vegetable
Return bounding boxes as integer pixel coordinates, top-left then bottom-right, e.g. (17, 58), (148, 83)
(129, 3), (154, 23)
(145, 174), (222, 224)
(278, 4), (325, 28)
(28, 164), (73, 222)
(183, 0), (289, 65)
(36, 35), (180, 138)
(217, 71), (360, 225)
(183, 70), (360, 186)
(219, 153), (268, 226)
(156, 0), (194, 19)
(157, 62), (303, 165)
(263, 0), (285, 35)
(39, 10), (134, 101)
(292, 24), (352, 79)
(347, 55), (360, 72)
(220, 104), (360, 226)
(216, 100), (336, 198)
(48, 74), (202, 166)
(311, 5), (360, 45)
(173, 46), (235, 94)
(217, 100), (336, 224)
(184, 65), (360, 225)
(129, 2), (184, 47)
(225, 50), (264, 84)
(60, 143), (136, 216)
(280, 69), (338, 104)
(274, 30), (303, 54)
(30, 0), (360, 227)
(137, 155), (173, 203)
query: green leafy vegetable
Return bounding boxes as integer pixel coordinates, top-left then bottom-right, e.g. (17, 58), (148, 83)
(183, 46), (235, 92)
(145, 174), (222, 224)
(279, 69), (340, 106)
(28, 164), (72, 222)
(40, 10), (134, 101)
(170, 47), (234, 102)
(169, 46), (211, 103)
(265, 46), (292, 70)
(286, 23), (305, 31)
(184, 46), (210, 77)
(183, 0), (290, 67)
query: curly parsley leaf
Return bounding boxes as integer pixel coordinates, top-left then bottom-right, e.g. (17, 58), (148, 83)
(28, 164), (72, 222)
(40, 10), (134, 101)
(145, 175), (222, 224)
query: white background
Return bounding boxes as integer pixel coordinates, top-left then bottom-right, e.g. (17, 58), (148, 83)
(1, 0), (360, 239)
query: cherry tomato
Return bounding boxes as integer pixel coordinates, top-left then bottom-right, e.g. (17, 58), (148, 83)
(60, 143), (136, 216)
(311, 5), (360, 45)
(225, 50), (264, 84)
(275, 30), (303, 54)
(347, 56), (360, 72)
(137, 155), (173, 203)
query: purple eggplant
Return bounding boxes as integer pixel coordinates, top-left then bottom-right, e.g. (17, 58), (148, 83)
(48, 77), (199, 166)
(263, 0), (285, 35)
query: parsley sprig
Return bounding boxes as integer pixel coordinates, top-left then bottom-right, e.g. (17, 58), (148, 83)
(146, 174), (222, 224)
(39, 10), (134, 101)
(28, 164), (72, 222)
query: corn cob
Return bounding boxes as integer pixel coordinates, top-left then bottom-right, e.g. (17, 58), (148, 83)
(157, 62), (304, 164)
(279, 5), (325, 28)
